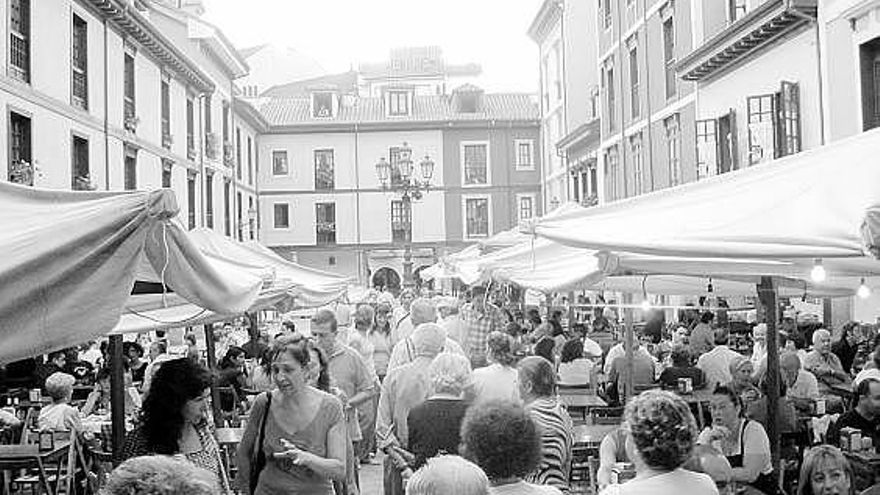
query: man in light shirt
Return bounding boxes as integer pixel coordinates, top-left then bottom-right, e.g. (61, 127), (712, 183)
(780, 352), (819, 413)
(387, 298), (465, 371)
(803, 329), (851, 394)
(696, 327), (743, 390)
(436, 296), (465, 345)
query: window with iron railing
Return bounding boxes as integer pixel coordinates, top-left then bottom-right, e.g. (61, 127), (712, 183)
(124, 54), (135, 123)
(630, 133), (644, 194)
(465, 198), (489, 238)
(205, 172), (214, 228)
(223, 180), (231, 236)
(71, 136), (90, 190)
(663, 17), (676, 100)
(665, 114), (682, 186)
(860, 39), (880, 131)
(602, 0), (612, 29)
(629, 45), (639, 119)
(124, 148), (137, 191)
(316, 203), (336, 245)
(9, 112), (32, 185)
(391, 200), (411, 243)
(747, 81), (801, 165)
(186, 98), (195, 159)
(9, 0), (30, 83)
(462, 144), (488, 185)
(187, 173), (197, 230)
(162, 160), (172, 188)
(71, 15), (88, 110)
(604, 145), (619, 201)
(696, 119), (718, 180)
(161, 80), (171, 149)
(314, 149), (335, 190)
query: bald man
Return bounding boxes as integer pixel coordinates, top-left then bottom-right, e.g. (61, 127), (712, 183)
(802, 329), (851, 394)
(780, 352), (820, 413)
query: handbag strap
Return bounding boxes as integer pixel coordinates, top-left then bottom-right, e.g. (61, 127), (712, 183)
(256, 391), (272, 452)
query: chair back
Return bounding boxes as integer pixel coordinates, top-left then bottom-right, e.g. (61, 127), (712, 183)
(590, 406), (624, 425)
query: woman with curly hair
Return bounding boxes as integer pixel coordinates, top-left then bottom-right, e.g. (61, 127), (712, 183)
(518, 356), (573, 493)
(471, 332), (520, 403)
(460, 399), (562, 494)
(120, 358), (230, 493)
(602, 389), (716, 495)
(104, 455), (218, 495)
(236, 334), (346, 494)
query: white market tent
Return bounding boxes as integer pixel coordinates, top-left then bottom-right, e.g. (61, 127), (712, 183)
(0, 184), (263, 363)
(113, 228), (351, 334)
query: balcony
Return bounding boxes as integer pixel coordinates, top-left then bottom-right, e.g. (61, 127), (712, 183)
(677, 0), (817, 82)
(205, 132), (219, 161)
(223, 141), (235, 168)
(316, 222), (336, 245)
(162, 131), (173, 150)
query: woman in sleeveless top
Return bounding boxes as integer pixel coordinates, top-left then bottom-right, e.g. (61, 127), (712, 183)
(236, 335), (346, 495)
(120, 358), (231, 493)
(699, 385), (779, 495)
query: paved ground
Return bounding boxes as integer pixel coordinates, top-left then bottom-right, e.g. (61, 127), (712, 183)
(358, 452), (384, 494)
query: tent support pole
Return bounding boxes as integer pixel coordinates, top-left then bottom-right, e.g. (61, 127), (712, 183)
(204, 323), (222, 428)
(567, 291), (576, 330)
(757, 276), (781, 468)
(623, 292), (634, 402)
(109, 334), (125, 463)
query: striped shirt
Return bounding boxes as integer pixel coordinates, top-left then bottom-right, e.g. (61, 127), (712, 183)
(524, 397), (573, 494)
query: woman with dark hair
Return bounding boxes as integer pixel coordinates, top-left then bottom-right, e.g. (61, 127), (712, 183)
(460, 400), (562, 494)
(831, 322), (860, 374)
(602, 390), (717, 495)
(121, 358), (230, 493)
(236, 335), (345, 494)
(370, 302), (394, 383)
(472, 332), (520, 403)
(698, 385), (778, 494)
(796, 445), (855, 495)
(557, 339), (594, 387)
(534, 335), (557, 365)
(517, 356), (573, 493)
(217, 346), (248, 411)
(123, 342), (147, 383)
(658, 346), (705, 390)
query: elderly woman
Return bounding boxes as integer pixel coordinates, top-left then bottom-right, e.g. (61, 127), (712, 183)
(236, 335), (346, 495)
(472, 332), (520, 403)
(461, 399), (562, 494)
(104, 455), (218, 495)
(408, 352), (473, 470)
(796, 445), (855, 495)
(38, 372), (82, 432)
(518, 356), (573, 493)
(727, 356), (761, 407)
(698, 385), (777, 495)
(557, 339), (594, 387)
(602, 390), (717, 495)
(407, 455), (489, 495)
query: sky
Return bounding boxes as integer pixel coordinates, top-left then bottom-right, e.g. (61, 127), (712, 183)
(202, 0), (541, 93)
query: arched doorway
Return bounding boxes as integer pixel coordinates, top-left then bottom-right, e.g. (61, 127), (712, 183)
(372, 267), (401, 294)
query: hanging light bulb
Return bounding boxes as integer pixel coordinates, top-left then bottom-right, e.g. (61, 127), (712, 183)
(858, 278), (871, 299)
(810, 258), (826, 283)
(640, 298), (651, 312)
(640, 275), (651, 311)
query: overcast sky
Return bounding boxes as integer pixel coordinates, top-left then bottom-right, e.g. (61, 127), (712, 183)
(202, 0), (541, 93)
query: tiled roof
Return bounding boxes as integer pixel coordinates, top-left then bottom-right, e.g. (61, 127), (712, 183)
(258, 93), (539, 127)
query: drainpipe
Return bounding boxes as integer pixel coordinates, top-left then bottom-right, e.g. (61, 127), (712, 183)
(103, 18), (110, 190)
(788, 7), (826, 145)
(198, 93), (206, 228)
(559, 0), (571, 201)
(354, 123), (363, 284)
(616, 0), (628, 198)
(641, 0), (655, 191)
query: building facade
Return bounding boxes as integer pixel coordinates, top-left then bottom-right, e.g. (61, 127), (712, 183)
(254, 84), (540, 288)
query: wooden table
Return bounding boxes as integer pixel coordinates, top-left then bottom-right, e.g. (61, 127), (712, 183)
(678, 389), (714, 428)
(559, 390), (607, 421)
(0, 441), (70, 495)
(572, 424), (620, 449)
(216, 427), (244, 446)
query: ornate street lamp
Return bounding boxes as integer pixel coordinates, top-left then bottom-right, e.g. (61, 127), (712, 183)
(376, 142), (434, 288)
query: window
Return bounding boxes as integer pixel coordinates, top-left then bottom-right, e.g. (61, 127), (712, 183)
(248, 197), (255, 240)
(161, 160), (172, 188)
(663, 17), (676, 99)
(388, 90), (409, 116)
(602, 0), (612, 29)
(729, 0), (747, 23)
(205, 172), (214, 229)
(515, 139), (534, 170)
(465, 197), (489, 238)
(223, 180), (231, 236)
(860, 38), (880, 131)
(391, 199), (411, 243)
(462, 142), (488, 185)
(313, 93), (333, 118)
(9, 0), (30, 82)
(696, 119), (718, 180)
(161, 79), (171, 148)
(247, 137), (253, 185)
(187, 172), (197, 230)
(604, 145), (619, 201)
(517, 194), (535, 221)
(236, 128), (242, 179)
(665, 114), (681, 186)
(124, 147), (137, 191)
(272, 151), (289, 176)
(314, 149), (335, 190)
(629, 45), (639, 119)
(8, 111), (32, 185)
(746, 82), (802, 165)
(273, 204), (289, 229)
(123, 53), (136, 125)
(186, 97), (195, 159)
(71, 15), (88, 110)
(604, 62), (616, 130)
(316, 203), (336, 245)
(237, 192), (243, 240)
(71, 136), (89, 190)
(222, 103), (229, 145)
(630, 133), (644, 194)
(553, 42), (563, 100)
(204, 93), (213, 134)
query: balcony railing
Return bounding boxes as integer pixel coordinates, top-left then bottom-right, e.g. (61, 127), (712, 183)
(316, 222), (336, 245)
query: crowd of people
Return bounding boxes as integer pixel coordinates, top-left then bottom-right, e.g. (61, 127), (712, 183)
(1, 287), (880, 495)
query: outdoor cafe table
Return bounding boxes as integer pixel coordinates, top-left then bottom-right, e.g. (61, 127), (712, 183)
(0, 441), (70, 495)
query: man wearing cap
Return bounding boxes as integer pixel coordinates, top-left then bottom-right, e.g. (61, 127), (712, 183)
(376, 323), (446, 495)
(460, 286), (505, 369)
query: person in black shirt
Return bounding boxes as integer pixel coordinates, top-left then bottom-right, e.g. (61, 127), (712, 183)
(831, 322), (861, 375)
(659, 346), (705, 391)
(827, 378), (880, 448)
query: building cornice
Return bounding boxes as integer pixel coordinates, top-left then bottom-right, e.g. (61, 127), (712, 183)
(86, 0), (215, 93)
(527, 0), (563, 43)
(263, 119), (540, 135)
(677, 0), (817, 82)
(234, 99), (269, 132)
(556, 118), (601, 153)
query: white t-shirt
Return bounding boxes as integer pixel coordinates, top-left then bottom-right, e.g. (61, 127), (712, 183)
(472, 363), (520, 403)
(698, 420), (773, 476)
(490, 480), (562, 495)
(599, 469), (718, 495)
(559, 358), (594, 386)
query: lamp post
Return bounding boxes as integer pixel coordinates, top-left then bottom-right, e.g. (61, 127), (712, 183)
(375, 142), (434, 288)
